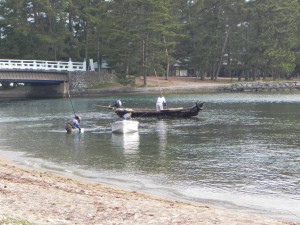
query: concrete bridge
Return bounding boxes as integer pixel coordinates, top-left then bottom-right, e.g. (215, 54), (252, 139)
(0, 59), (86, 98)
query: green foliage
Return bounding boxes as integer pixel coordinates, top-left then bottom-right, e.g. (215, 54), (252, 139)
(0, 0), (300, 80)
(0, 215), (36, 225)
(244, 0), (299, 79)
(266, 48), (296, 73)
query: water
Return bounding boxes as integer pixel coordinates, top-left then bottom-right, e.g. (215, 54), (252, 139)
(0, 93), (300, 222)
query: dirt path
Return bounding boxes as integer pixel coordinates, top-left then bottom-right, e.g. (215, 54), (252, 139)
(135, 76), (234, 87)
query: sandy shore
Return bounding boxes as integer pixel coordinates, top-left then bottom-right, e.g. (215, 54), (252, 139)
(0, 158), (298, 225)
(0, 77), (229, 98)
(78, 76), (230, 96)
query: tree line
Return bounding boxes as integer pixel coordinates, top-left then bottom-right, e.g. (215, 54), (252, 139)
(0, 0), (299, 85)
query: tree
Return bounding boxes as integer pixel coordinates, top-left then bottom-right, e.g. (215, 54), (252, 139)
(106, 0), (178, 85)
(1, 0), (300, 82)
(245, 0), (299, 80)
(0, 0), (73, 60)
(174, 0), (246, 80)
(0, 0), (33, 58)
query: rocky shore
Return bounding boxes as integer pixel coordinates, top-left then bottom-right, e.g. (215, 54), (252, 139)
(223, 81), (300, 92)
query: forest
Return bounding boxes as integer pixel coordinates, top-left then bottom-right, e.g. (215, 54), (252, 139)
(0, 0), (300, 85)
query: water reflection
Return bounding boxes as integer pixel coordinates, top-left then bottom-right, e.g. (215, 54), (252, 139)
(156, 120), (167, 150)
(111, 133), (140, 154)
(65, 132), (85, 159)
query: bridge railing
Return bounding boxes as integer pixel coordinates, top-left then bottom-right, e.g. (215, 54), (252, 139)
(0, 59), (86, 72)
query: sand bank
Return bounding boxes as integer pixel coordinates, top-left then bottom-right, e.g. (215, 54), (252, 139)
(0, 158), (297, 225)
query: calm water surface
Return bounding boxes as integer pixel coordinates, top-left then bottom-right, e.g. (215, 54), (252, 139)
(0, 93), (299, 222)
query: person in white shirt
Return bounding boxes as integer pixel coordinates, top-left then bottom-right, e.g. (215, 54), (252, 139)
(156, 95), (166, 111)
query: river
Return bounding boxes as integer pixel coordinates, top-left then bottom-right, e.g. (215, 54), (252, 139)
(0, 92), (299, 222)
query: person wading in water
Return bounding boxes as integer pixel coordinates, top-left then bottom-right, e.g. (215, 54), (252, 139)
(65, 115), (81, 133)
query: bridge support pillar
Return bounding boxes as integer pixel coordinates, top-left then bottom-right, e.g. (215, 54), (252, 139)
(26, 82), (69, 98)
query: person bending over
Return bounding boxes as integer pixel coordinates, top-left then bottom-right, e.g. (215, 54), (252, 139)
(65, 115), (81, 133)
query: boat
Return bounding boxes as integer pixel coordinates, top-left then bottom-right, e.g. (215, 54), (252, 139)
(111, 101), (205, 119)
(111, 120), (139, 133)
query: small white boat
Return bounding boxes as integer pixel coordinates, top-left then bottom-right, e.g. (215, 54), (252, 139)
(111, 120), (139, 133)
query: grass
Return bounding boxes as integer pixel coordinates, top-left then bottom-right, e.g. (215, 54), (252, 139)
(0, 215), (36, 225)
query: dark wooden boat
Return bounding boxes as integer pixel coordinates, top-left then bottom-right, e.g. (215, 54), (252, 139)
(112, 101), (205, 118)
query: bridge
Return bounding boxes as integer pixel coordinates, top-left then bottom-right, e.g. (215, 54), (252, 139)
(0, 59), (87, 98)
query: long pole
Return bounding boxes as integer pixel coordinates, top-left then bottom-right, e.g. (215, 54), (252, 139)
(94, 104), (110, 108)
(68, 90), (76, 117)
(154, 68), (163, 96)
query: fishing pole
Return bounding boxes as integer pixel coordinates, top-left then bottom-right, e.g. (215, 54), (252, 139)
(67, 90), (76, 117)
(154, 68), (163, 96)
(94, 104), (111, 108)
(67, 90), (84, 133)
(137, 112), (149, 118)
